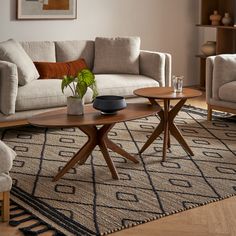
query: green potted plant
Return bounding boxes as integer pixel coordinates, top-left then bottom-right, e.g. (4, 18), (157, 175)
(61, 69), (98, 115)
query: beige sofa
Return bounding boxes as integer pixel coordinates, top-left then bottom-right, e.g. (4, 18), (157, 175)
(206, 54), (236, 120)
(0, 38), (171, 124)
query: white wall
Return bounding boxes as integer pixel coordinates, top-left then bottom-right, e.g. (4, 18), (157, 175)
(0, 0), (200, 85)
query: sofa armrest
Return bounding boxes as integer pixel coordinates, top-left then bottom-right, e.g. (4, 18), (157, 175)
(139, 50), (171, 87)
(206, 56), (216, 103)
(0, 61), (18, 115)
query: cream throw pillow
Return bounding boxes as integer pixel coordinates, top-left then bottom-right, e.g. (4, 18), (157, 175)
(93, 37), (140, 74)
(0, 39), (39, 85)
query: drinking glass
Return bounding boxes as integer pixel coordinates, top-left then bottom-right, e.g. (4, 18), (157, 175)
(172, 76), (184, 93)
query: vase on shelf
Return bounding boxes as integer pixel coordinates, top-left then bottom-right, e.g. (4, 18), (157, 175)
(210, 10), (221, 26)
(201, 41), (216, 56)
(222, 13), (232, 26)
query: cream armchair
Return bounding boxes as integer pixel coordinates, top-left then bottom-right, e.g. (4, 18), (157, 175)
(0, 140), (16, 222)
(206, 54), (236, 120)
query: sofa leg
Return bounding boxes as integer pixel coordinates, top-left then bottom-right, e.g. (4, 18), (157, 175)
(2, 192), (10, 222)
(207, 105), (212, 121)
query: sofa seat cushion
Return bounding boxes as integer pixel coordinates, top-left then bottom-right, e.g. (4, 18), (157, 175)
(16, 79), (92, 111)
(95, 74), (159, 97)
(219, 81), (236, 103)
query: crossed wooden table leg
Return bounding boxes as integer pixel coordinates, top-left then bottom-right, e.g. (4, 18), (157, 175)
(139, 98), (194, 161)
(53, 124), (139, 182)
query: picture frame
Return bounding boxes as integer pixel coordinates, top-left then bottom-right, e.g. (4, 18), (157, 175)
(16, 0), (77, 20)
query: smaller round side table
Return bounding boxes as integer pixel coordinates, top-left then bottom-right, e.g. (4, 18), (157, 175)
(134, 87), (202, 161)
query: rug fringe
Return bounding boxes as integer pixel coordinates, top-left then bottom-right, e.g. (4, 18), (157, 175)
(9, 200), (66, 236)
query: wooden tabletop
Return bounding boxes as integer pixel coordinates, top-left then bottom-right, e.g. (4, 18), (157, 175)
(134, 87), (202, 100)
(28, 103), (158, 128)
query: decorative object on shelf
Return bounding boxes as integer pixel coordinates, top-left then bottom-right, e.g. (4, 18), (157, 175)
(17, 0), (77, 20)
(222, 13), (232, 26)
(93, 95), (127, 115)
(201, 41), (217, 56)
(197, 0), (236, 89)
(172, 76), (184, 93)
(210, 10), (222, 26)
(61, 69), (98, 115)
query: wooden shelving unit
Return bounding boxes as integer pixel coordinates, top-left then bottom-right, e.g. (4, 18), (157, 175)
(197, 0), (236, 89)
(196, 24), (236, 29)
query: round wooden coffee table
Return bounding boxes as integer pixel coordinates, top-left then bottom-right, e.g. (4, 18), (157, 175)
(134, 87), (202, 161)
(28, 103), (158, 181)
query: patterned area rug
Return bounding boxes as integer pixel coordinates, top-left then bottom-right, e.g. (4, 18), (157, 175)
(0, 107), (236, 235)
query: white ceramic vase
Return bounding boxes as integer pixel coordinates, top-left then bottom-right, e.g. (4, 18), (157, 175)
(201, 41), (216, 56)
(222, 13), (232, 26)
(67, 97), (84, 115)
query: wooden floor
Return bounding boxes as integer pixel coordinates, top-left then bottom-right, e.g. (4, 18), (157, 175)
(1, 92), (236, 236)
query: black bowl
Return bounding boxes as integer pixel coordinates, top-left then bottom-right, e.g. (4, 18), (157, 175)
(93, 95), (127, 115)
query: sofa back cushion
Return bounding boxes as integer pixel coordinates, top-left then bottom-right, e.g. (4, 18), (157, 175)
(93, 37), (140, 74)
(34, 59), (88, 79)
(0, 39), (39, 86)
(21, 41), (56, 62)
(55, 40), (94, 69)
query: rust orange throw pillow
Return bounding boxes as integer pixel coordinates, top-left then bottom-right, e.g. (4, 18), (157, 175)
(34, 59), (88, 79)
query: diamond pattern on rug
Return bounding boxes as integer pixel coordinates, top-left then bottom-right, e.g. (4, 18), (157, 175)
(0, 109), (236, 236)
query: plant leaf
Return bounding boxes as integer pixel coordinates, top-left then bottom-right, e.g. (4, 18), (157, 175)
(61, 75), (76, 94)
(76, 80), (87, 99)
(78, 69), (95, 87)
(89, 83), (98, 100)
(76, 69), (98, 99)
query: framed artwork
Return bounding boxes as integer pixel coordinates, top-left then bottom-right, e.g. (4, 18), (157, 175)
(17, 0), (77, 20)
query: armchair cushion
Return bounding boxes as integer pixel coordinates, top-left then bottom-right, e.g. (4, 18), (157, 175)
(0, 140), (16, 174)
(0, 61), (18, 115)
(93, 37), (140, 74)
(213, 55), (236, 100)
(219, 81), (236, 103)
(0, 39), (39, 86)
